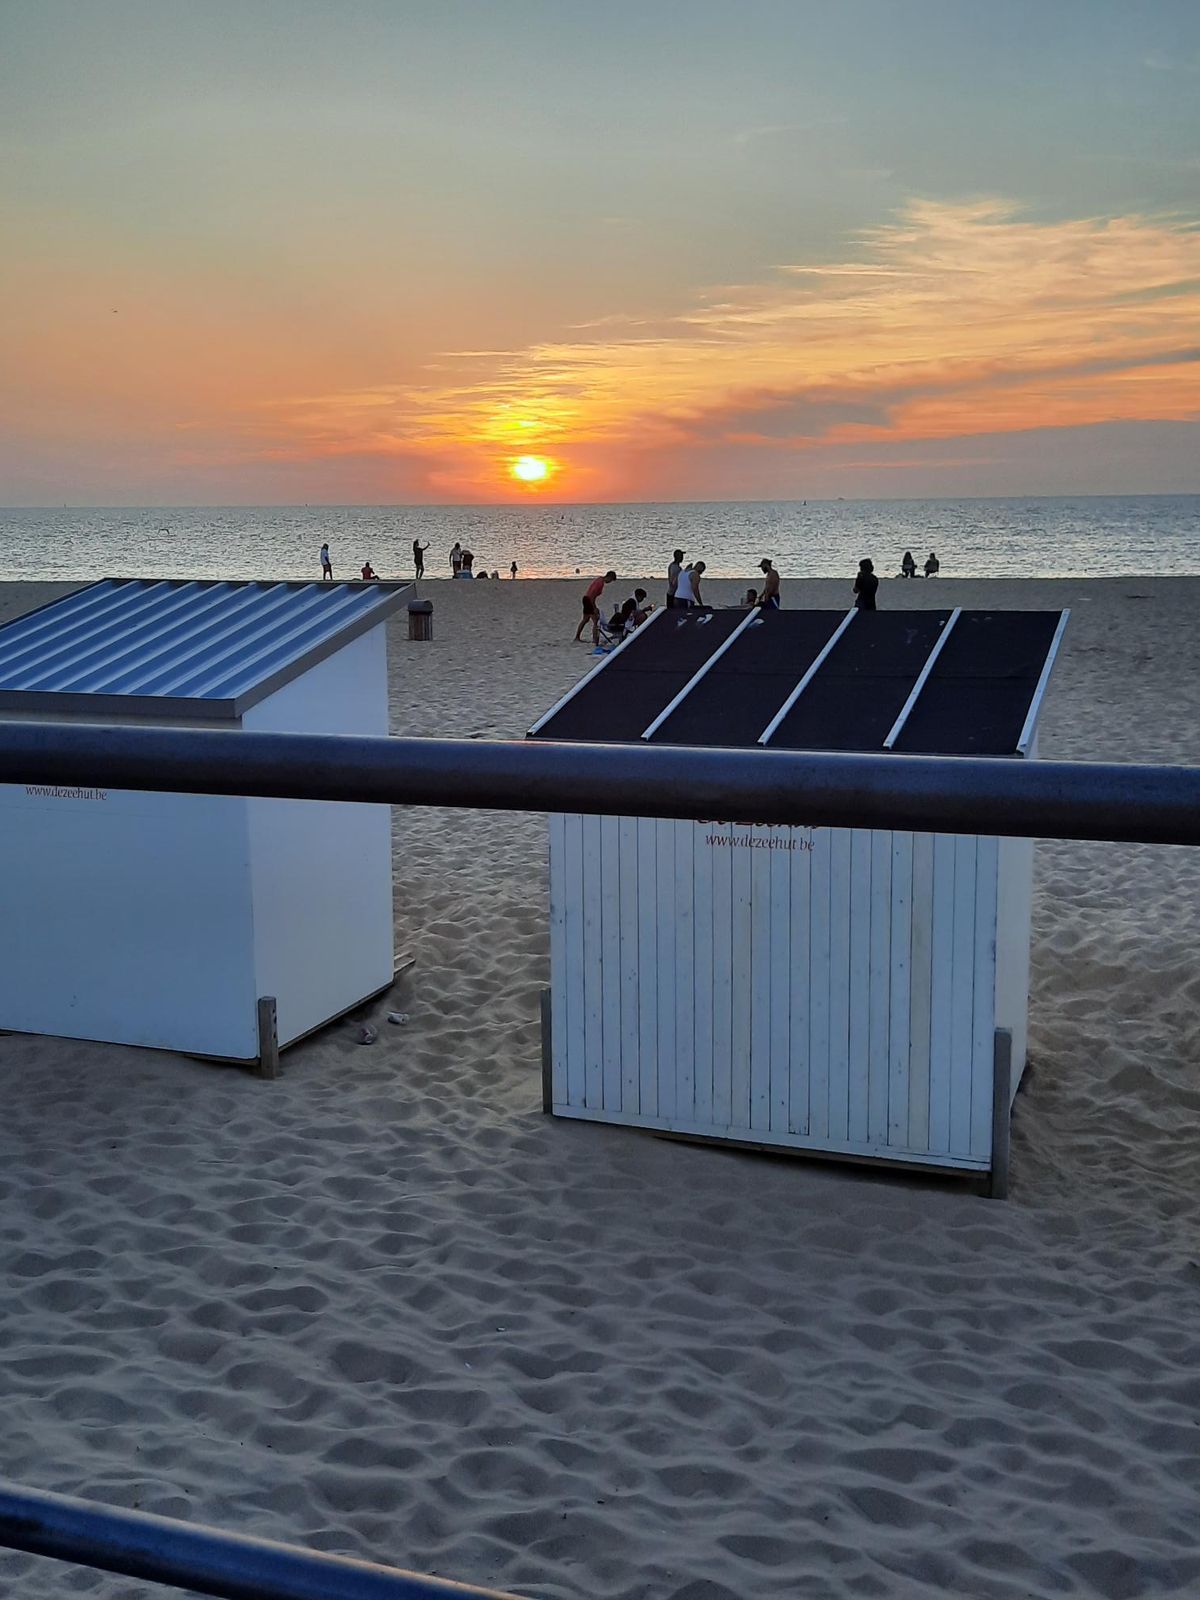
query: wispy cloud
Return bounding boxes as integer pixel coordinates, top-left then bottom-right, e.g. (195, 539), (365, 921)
(1143, 50), (1200, 73)
(258, 198), (1200, 497)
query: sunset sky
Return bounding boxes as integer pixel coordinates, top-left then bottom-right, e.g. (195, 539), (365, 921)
(2, 0), (1198, 505)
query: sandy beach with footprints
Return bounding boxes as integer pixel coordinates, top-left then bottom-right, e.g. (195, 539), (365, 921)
(1, 572), (1199, 1600)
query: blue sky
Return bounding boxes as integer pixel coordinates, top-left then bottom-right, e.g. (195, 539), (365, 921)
(1, 0), (1197, 502)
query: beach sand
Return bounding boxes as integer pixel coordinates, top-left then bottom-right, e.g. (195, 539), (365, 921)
(1, 573), (1198, 1599)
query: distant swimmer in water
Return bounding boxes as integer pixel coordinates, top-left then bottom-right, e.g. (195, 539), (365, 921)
(320, 542), (333, 580)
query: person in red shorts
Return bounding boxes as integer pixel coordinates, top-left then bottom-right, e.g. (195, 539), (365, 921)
(574, 570), (617, 645)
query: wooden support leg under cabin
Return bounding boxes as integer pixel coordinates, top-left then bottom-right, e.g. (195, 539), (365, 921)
(256, 996), (280, 1080)
(988, 1027), (1013, 1200)
(539, 987), (553, 1113)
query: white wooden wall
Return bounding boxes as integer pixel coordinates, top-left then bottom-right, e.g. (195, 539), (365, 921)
(243, 626), (394, 1049)
(0, 628), (394, 1065)
(549, 815), (1013, 1170)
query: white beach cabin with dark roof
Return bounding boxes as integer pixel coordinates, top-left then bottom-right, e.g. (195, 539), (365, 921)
(530, 605), (1068, 1190)
(0, 578), (410, 1072)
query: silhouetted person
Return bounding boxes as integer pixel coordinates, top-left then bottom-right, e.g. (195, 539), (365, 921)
(901, 550), (916, 578)
(361, 561), (378, 580)
(320, 543), (333, 580)
(925, 550), (940, 578)
(758, 559), (780, 609)
(413, 540), (428, 578)
(666, 549), (685, 608)
(854, 558), (879, 610)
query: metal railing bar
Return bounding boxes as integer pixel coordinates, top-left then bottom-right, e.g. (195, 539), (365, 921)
(3, 723), (1200, 847)
(0, 1478), (521, 1600)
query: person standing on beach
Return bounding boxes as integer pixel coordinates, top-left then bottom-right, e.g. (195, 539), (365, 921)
(320, 542), (333, 581)
(510, 561), (518, 579)
(666, 549), (685, 608)
(450, 542), (462, 577)
(575, 570), (618, 644)
(413, 539), (428, 579)
(675, 561), (705, 609)
(758, 559), (780, 609)
(853, 558), (879, 610)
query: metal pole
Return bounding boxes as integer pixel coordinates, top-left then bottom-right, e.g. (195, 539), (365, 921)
(2, 722), (1200, 846)
(0, 1479), (520, 1600)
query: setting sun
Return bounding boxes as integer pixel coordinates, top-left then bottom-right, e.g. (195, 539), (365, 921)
(511, 455), (550, 483)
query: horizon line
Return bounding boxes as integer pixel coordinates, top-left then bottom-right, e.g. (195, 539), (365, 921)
(4, 490), (1199, 513)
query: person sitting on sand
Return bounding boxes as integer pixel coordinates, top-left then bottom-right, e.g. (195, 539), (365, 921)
(853, 557), (879, 610)
(757, 559), (780, 609)
(924, 550), (940, 578)
(360, 561), (378, 580)
(742, 588), (758, 607)
(675, 560), (706, 610)
(611, 596), (638, 636)
(901, 550), (917, 579)
(575, 571), (618, 644)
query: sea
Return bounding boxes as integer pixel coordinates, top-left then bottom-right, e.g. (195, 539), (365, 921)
(3, 496), (1199, 584)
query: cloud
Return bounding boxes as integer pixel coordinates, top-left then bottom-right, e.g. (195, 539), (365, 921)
(255, 198), (1200, 497)
(1143, 50), (1200, 73)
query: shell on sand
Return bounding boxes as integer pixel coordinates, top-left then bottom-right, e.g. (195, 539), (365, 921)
(0, 574), (1198, 1600)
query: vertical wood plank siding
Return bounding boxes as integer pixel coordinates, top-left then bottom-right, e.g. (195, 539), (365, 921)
(551, 816), (1004, 1171)
(549, 812), (568, 1107)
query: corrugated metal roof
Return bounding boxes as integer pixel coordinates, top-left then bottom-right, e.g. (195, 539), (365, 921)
(0, 578), (411, 718)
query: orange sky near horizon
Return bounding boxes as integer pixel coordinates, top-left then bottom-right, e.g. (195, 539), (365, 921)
(2, 3), (1198, 505)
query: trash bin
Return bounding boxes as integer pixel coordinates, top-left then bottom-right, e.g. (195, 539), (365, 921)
(408, 599), (433, 641)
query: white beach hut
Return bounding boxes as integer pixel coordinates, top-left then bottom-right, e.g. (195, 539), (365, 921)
(0, 578), (410, 1073)
(530, 605), (1069, 1190)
